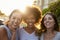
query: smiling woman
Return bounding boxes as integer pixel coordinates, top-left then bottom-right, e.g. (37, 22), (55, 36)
(0, 9), (23, 40)
(40, 12), (60, 40)
(0, 0), (34, 16)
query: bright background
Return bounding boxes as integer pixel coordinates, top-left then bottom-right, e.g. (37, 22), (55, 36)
(0, 0), (34, 16)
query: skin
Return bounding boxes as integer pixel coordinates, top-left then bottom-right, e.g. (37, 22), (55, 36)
(8, 12), (22, 32)
(44, 14), (55, 29)
(0, 11), (22, 40)
(43, 14), (57, 40)
(24, 13), (36, 34)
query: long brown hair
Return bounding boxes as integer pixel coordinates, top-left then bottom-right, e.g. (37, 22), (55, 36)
(41, 12), (59, 32)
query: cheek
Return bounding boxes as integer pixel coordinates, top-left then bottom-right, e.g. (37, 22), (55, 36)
(10, 18), (14, 21)
(44, 21), (46, 25)
(18, 21), (21, 24)
(51, 20), (55, 25)
(33, 20), (36, 23)
(9, 19), (14, 24)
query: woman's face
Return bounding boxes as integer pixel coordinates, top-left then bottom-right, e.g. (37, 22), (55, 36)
(44, 14), (55, 29)
(24, 14), (36, 27)
(9, 12), (22, 29)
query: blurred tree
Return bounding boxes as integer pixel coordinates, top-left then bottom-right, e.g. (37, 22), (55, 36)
(49, 0), (60, 17)
(42, 8), (49, 15)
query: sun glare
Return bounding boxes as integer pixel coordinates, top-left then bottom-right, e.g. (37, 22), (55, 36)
(0, 0), (34, 16)
(18, 0), (34, 14)
(35, 24), (41, 29)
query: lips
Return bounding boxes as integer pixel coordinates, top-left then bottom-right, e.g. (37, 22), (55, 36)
(45, 22), (51, 27)
(29, 23), (32, 25)
(46, 23), (50, 26)
(28, 22), (34, 26)
(14, 24), (18, 26)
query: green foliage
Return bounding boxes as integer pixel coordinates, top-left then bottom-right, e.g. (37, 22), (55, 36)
(42, 8), (49, 15)
(49, 0), (60, 17)
(42, 0), (60, 16)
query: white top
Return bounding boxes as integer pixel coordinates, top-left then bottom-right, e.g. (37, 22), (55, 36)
(20, 28), (38, 40)
(40, 32), (60, 40)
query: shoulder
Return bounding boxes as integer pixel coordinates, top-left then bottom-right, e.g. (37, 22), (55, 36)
(0, 25), (7, 35)
(53, 32), (60, 40)
(40, 33), (44, 38)
(0, 25), (8, 40)
(0, 25), (5, 31)
(0, 25), (6, 28)
(56, 32), (60, 36)
(0, 27), (7, 39)
(0, 26), (7, 35)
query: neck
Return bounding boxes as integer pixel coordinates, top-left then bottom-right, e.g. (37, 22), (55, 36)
(24, 25), (35, 34)
(45, 29), (57, 37)
(46, 29), (54, 34)
(8, 24), (15, 32)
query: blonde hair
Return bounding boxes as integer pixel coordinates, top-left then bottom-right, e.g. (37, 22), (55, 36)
(9, 9), (21, 18)
(4, 9), (21, 25)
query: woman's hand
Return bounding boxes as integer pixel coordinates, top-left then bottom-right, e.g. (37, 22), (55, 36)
(11, 31), (16, 40)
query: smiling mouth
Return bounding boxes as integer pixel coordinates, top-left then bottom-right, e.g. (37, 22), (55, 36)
(46, 23), (50, 26)
(28, 23), (33, 25)
(13, 23), (18, 26)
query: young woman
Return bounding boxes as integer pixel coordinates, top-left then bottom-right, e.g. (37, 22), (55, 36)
(0, 9), (22, 40)
(19, 6), (42, 40)
(40, 12), (60, 40)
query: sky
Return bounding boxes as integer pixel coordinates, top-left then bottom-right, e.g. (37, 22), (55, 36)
(0, 0), (34, 16)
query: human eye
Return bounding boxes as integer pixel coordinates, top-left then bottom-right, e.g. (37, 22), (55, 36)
(49, 17), (52, 20)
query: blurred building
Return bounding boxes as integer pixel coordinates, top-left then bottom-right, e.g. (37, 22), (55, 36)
(0, 20), (4, 25)
(0, 11), (8, 22)
(33, 0), (57, 9)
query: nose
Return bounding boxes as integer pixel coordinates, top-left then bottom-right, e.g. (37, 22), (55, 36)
(28, 19), (32, 22)
(46, 19), (50, 23)
(14, 19), (18, 23)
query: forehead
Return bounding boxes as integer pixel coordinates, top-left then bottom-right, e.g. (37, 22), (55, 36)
(44, 14), (53, 18)
(11, 11), (22, 18)
(25, 14), (35, 18)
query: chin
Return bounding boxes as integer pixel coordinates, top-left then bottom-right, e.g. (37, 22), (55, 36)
(46, 26), (51, 28)
(46, 27), (52, 29)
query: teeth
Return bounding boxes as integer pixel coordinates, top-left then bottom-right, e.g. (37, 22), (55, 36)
(29, 23), (32, 25)
(46, 23), (50, 25)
